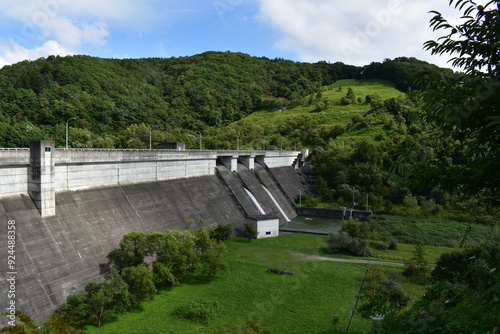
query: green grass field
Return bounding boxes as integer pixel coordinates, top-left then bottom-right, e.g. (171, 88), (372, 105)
(370, 214), (496, 247)
(229, 79), (402, 131)
(83, 231), (461, 334)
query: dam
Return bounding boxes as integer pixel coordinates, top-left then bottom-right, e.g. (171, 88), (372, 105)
(0, 141), (306, 323)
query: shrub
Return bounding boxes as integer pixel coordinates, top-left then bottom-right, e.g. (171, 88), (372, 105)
(383, 200), (394, 213)
(209, 222), (233, 241)
(403, 245), (430, 279)
(342, 219), (371, 239)
(242, 222), (257, 241)
(403, 195), (418, 214)
(420, 198), (442, 217)
(358, 279), (409, 318)
(376, 242), (389, 250)
(172, 300), (222, 324)
(388, 238), (398, 250)
(327, 232), (372, 257)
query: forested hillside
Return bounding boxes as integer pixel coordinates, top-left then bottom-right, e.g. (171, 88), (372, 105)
(0, 52), (450, 148)
(2, 50), (496, 212)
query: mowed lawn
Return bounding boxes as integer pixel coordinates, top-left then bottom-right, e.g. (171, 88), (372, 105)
(85, 234), (373, 334)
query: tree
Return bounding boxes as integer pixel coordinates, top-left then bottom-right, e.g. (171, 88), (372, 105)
(58, 268), (130, 328)
(195, 228), (227, 281)
(370, 243), (500, 333)
(410, 0), (500, 205)
(152, 261), (176, 289)
(209, 222), (233, 242)
(108, 231), (148, 269)
(121, 266), (157, 309)
(155, 230), (199, 282)
(242, 222), (257, 241)
(0, 311), (86, 334)
(358, 280), (409, 319)
(403, 244), (431, 280)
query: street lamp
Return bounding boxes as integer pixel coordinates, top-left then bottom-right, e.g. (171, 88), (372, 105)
(149, 125), (158, 150)
(351, 187), (357, 209)
(196, 131), (203, 150)
(66, 117), (76, 149)
(235, 135), (240, 151)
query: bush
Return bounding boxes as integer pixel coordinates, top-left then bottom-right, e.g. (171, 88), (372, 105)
(388, 239), (398, 250)
(376, 242), (389, 250)
(209, 222), (233, 241)
(342, 219), (371, 239)
(358, 279), (409, 318)
(403, 245), (430, 279)
(327, 232), (372, 257)
(242, 222), (257, 241)
(172, 300), (222, 324)
(420, 198), (442, 217)
(403, 195), (418, 214)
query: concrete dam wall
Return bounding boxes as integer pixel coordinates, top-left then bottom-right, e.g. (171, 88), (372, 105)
(0, 143), (305, 323)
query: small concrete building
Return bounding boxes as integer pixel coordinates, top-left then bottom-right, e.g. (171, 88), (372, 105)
(246, 215), (280, 239)
(161, 142), (186, 150)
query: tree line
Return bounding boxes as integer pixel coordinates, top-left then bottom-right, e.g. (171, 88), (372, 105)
(56, 222), (231, 328)
(0, 52), (450, 149)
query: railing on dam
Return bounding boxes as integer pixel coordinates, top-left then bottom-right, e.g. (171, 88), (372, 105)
(0, 148), (30, 150)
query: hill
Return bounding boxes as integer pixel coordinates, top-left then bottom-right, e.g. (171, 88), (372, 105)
(0, 52), (452, 149)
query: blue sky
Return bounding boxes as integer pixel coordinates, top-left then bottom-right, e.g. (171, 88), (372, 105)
(0, 0), (491, 69)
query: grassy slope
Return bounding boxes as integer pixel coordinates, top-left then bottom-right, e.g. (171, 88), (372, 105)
(230, 79), (402, 131)
(85, 234), (373, 334)
(216, 79), (404, 152)
(84, 233), (461, 334)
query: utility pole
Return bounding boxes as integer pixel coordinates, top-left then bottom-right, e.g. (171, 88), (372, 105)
(351, 187), (356, 209)
(149, 125), (158, 150)
(66, 117), (76, 149)
(345, 268), (369, 334)
(196, 131), (203, 150)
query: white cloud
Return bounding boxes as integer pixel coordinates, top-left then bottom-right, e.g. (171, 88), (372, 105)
(0, 39), (73, 67)
(257, 0), (490, 68)
(0, 0), (159, 67)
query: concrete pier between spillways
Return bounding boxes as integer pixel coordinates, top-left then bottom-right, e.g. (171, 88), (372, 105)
(0, 142), (306, 324)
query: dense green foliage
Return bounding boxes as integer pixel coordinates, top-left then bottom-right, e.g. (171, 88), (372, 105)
(370, 243), (500, 333)
(172, 300), (223, 324)
(59, 227), (226, 328)
(57, 268), (131, 328)
(367, 214), (497, 247)
(0, 312), (85, 333)
(397, 0), (500, 205)
(0, 52), (449, 149)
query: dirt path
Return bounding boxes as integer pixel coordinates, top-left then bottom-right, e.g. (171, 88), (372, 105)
(290, 251), (406, 267)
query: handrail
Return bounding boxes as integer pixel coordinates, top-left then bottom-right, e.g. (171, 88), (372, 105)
(0, 147), (300, 154)
(0, 148), (29, 151)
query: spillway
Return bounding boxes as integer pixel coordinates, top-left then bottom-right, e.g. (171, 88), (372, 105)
(244, 188), (266, 214)
(262, 185), (290, 222)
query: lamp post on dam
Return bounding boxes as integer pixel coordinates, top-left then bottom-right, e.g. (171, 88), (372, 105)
(65, 118), (76, 149)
